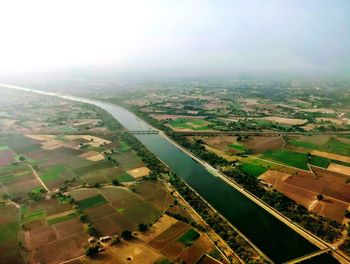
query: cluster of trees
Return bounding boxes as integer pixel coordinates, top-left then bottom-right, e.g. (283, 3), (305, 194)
(169, 173), (265, 263)
(171, 137), (229, 168)
(165, 211), (205, 232)
(224, 169), (342, 242)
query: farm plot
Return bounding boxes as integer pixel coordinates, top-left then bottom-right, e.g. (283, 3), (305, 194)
(287, 136), (350, 157)
(127, 166), (150, 179)
(327, 163), (350, 176)
(259, 169), (350, 222)
(168, 118), (212, 131)
(148, 221), (190, 250)
(238, 162), (268, 177)
(0, 148), (15, 167)
(0, 163), (42, 197)
(81, 240), (162, 264)
(39, 163), (76, 189)
(69, 186), (162, 236)
(0, 204), (22, 264)
(23, 199), (88, 264)
(134, 181), (174, 211)
(260, 150), (329, 170)
(114, 151), (145, 170)
(0, 134), (41, 154)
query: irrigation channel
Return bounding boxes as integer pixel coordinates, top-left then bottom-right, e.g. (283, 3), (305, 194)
(1, 84), (341, 264)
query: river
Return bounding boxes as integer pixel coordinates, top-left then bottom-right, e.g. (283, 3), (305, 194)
(1, 84), (341, 264)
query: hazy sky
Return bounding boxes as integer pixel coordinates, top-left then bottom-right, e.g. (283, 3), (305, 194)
(0, 0), (349, 76)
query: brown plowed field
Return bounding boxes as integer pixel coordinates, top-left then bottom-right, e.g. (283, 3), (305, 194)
(177, 235), (214, 264)
(148, 221), (190, 250)
(259, 169), (350, 222)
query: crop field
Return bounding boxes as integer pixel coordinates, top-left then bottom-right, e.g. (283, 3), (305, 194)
(327, 163), (350, 175)
(259, 169), (350, 222)
(239, 162), (268, 177)
(134, 181), (174, 211)
(168, 118), (212, 131)
(0, 204), (22, 264)
(70, 186), (164, 236)
(260, 150), (329, 170)
(148, 221), (190, 250)
(23, 199), (88, 264)
(0, 163), (42, 197)
(138, 214), (178, 243)
(287, 135), (350, 156)
(178, 228), (200, 246)
(81, 240), (162, 264)
(0, 148), (15, 167)
(77, 194), (107, 210)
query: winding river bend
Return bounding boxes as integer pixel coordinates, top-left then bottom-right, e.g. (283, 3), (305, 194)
(2, 84), (340, 264)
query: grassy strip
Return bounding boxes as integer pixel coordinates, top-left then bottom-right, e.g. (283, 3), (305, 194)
(47, 213), (76, 225)
(228, 143), (247, 152)
(23, 210), (46, 223)
(78, 194), (107, 210)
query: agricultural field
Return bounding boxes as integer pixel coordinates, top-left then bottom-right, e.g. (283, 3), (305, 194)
(1, 88), (201, 264)
(168, 118), (213, 131)
(22, 199), (89, 264)
(186, 133), (350, 223)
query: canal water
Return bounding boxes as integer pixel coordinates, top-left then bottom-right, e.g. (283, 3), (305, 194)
(3, 86), (340, 264)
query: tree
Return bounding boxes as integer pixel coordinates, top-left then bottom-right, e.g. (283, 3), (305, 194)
(121, 230), (133, 240)
(317, 194), (324, 201)
(112, 179), (119, 186)
(19, 156), (26, 161)
(94, 182), (101, 188)
(85, 246), (99, 256)
(345, 210), (350, 218)
(138, 223), (148, 232)
(87, 224), (97, 236)
(80, 214), (87, 222)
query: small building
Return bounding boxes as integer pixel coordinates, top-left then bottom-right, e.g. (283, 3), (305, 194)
(88, 237), (96, 244)
(99, 236), (111, 242)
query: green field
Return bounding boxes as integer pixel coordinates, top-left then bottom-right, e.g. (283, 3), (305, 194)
(309, 156), (330, 168)
(78, 194), (107, 210)
(289, 137), (350, 156)
(239, 162), (268, 177)
(40, 164), (69, 182)
(47, 213), (76, 225)
(169, 118), (210, 130)
(0, 145), (9, 150)
(261, 150), (329, 170)
(116, 172), (134, 182)
(123, 202), (160, 224)
(118, 141), (130, 152)
(178, 228), (200, 246)
(228, 143), (247, 152)
(0, 222), (18, 244)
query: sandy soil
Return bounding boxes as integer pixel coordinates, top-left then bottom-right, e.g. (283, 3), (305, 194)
(65, 135), (111, 147)
(79, 151), (105, 161)
(311, 150), (350, 163)
(81, 240), (162, 264)
(316, 117), (346, 125)
(151, 114), (206, 121)
(138, 215), (178, 243)
(327, 163), (350, 176)
(127, 166), (150, 178)
(261, 116), (307, 125)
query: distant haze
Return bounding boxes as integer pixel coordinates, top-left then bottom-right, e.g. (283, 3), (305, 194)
(0, 0), (349, 77)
